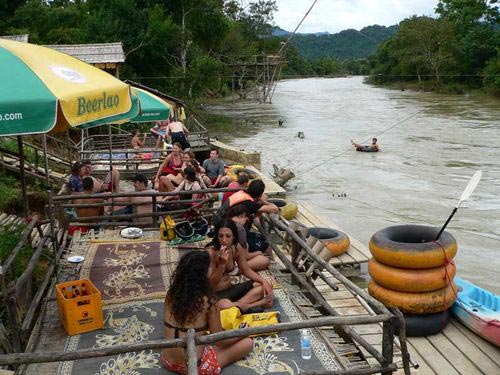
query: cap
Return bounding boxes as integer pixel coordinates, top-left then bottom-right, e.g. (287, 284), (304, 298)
(130, 173), (149, 185)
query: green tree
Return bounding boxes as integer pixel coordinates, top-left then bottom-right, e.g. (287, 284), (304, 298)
(436, 0), (500, 75)
(393, 16), (459, 84)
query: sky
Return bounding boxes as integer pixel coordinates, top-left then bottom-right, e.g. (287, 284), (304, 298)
(272, 0), (438, 33)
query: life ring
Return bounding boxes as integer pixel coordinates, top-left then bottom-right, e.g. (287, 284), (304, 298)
(369, 225), (457, 269)
(307, 227), (350, 257)
(356, 145), (378, 152)
(368, 258), (456, 293)
(226, 166), (258, 182)
(401, 310), (450, 337)
(268, 198), (298, 220)
(368, 280), (457, 314)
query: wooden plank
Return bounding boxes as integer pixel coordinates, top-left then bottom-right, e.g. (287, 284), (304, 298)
(442, 322), (499, 374)
(409, 337), (460, 375)
(335, 306), (371, 316)
(450, 319), (500, 367)
(324, 298), (363, 308)
(352, 324), (382, 335)
(427, 333), (483, 375)
(404, 341), (437, 375)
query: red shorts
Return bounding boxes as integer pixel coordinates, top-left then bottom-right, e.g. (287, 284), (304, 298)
(161, 345), (221, 375)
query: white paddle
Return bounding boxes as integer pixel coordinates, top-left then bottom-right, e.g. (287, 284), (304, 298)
(435, 170), (482, 240)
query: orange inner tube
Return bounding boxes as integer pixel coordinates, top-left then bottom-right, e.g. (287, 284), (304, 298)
(323, 236), (350, 257)
(368, 280), (457, 314)
(369, 225), (457, 269)
(368, 258), (456, 293)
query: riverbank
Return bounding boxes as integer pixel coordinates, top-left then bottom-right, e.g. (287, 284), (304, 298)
(365, 76), (500, 97)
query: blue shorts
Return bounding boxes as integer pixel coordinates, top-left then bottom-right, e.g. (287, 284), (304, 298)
(246, 231), (269, 253)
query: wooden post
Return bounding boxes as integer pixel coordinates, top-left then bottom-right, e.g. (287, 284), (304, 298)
(17, 136), (29, 216)
(186, 329), (197, 375)
(381, 317), (395, 375)
(152, 196), (158, 227)
(290, 238), (301, 286)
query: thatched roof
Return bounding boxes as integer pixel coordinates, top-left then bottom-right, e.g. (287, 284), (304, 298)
(44, 42), (125, 64)
(0, 34), (29, 43)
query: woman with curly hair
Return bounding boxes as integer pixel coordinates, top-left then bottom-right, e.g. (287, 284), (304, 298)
(162, 251), (253, 374)
(207, 219), (274, 312)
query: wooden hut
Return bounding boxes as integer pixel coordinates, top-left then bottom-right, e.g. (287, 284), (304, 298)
(44, 42), (125, 78)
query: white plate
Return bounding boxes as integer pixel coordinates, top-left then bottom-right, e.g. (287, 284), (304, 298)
(67, 255), (85, 263)
(121, 227), (143, 239)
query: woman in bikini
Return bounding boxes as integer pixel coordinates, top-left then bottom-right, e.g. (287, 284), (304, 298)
(162, 166), (205, 207)
(207, 219), (274, 313)
(154, 142), (183, 192)
(162, 251), (253, 374)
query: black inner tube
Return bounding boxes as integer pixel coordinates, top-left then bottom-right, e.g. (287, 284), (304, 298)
(307, 227), (341, 240)
(384, 225), (439, 244)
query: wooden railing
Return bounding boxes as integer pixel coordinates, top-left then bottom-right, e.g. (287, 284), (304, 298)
(0, 216), (68, 355)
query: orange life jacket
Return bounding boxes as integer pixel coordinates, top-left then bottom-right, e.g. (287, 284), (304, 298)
(228, 190), (253, 207)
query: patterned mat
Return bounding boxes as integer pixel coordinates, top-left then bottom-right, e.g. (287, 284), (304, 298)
(58, 290), (339, 374)
(80, 241), (176, 305)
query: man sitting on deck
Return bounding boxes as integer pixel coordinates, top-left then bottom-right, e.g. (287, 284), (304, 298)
(351, 137), (379, 152)
(131, 129), (147, 149)
(81, 160), (121, 193)
(68, 161), (84, 193)
(70, 177), (107, 234)
(202, 148), (232, 188)
(107, 174), (155, 225)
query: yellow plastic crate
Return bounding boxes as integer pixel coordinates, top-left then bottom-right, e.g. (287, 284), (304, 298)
(55, 279), (104, 336)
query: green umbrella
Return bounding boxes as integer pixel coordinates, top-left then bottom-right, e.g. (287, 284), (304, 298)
(129, 87), (172, 123)
(0, 39), (139, 136)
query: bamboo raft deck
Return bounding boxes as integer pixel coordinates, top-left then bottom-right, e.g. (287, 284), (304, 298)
(315, 273), (500, 374)
(18, 228), (367, 374)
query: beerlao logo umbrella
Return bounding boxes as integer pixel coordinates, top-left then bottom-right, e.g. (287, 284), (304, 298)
(129, 87), (173, 123)
(0, 39), (140, 136)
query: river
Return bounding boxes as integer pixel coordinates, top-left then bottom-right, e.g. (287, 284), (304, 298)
(206, 76), (500, 293)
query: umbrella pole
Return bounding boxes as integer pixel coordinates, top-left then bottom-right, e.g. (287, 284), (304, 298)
(42, 134), (59, 279)
(17, 136), (30, 217)
(66, 130), (72, 163)
(108, 125), (115, 213)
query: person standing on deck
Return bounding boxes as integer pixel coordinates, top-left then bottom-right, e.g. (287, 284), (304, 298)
(151, 119), (170, 148)
(202, 148), (232, 188)
(167, 119), (191, 150)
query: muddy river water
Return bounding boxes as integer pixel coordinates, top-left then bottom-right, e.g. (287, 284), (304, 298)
(207, 76), (500, 293)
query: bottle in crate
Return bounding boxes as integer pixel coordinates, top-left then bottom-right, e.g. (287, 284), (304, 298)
(56, 279), (104, 336)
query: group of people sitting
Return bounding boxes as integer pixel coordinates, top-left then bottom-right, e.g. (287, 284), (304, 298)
(162, 179), (280, 374)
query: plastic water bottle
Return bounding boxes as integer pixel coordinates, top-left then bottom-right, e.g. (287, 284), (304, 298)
(300, 329), (311, 360)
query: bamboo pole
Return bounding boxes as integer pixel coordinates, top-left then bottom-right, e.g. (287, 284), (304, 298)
(300, 364), (398, 375)
(268, 216), (390, 315)
(256, 222), (387, 365)
(0, 315), (390, 366)
(17, 136), (29, 216)
(61, 198), (206, 208)
(3, 216), (38, 273)
(186, 329), (197, 375)
(54, 187), (242, 201)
